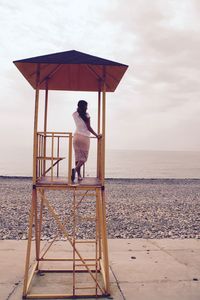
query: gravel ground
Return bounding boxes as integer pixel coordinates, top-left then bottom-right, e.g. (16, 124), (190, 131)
(0, 177), (200, 239)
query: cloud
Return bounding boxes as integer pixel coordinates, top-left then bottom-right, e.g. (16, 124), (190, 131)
(0, 0), (200, 164)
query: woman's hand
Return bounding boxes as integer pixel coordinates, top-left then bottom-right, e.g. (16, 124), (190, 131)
(97, 134), (102, 139)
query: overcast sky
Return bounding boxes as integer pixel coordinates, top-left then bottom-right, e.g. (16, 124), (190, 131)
(1, 0), (200, 169)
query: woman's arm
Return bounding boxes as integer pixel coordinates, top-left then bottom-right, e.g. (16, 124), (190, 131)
(86, 118), (101, 138)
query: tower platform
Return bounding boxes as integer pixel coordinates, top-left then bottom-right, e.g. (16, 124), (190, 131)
(36, 176), (102, 188)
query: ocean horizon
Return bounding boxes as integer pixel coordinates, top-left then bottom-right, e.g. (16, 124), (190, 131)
(1, 149), (200, 179)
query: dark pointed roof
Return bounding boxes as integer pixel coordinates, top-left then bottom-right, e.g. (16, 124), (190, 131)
(13, 50), (128, 92)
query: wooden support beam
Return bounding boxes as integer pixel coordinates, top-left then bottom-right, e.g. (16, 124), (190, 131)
(33, 64), (40, 185)
(97, 81), (101, 178)
(43, 80), (48, 174)
(23, 189), (36, 297)
(98, 188), (110, 293)
(101, 81), (106, 184)
(68, 133), (73, 185)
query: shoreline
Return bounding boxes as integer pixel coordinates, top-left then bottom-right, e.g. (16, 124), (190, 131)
(1, 175), (200, 182)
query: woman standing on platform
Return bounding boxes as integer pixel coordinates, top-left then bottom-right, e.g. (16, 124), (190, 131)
(72, 100), (101, 182)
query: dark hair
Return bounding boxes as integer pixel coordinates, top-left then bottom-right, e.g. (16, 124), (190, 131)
(77, 100), (89, 123)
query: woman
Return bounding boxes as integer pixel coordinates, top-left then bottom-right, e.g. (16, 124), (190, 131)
(72, 100), (101, 182)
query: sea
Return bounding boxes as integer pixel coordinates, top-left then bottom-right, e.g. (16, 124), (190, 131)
(1, 149), (200, 179)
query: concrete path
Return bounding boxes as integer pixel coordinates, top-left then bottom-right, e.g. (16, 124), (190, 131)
(0, 239), (200, 300)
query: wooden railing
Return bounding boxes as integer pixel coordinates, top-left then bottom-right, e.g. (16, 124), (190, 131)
(97, 136), (103, 181)
(36, 132), (72, 183)
(36, 131), (103, 184)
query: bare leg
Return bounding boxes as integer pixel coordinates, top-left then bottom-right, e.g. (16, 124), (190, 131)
(75, 160), (84, 180)
(75, 161), (81, 178)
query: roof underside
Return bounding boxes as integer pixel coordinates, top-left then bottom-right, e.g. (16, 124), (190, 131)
(13, 50), (128, 92)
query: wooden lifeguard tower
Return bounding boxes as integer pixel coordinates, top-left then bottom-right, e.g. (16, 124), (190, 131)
(13, 50), (128, 299)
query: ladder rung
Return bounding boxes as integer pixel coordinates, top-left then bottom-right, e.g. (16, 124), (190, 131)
(75, 193), (96, 197)
(75, 286), (96, 290)
(78, 216), (96, 221)
(73, 258), (98, 261)
(77, 258), (97, 261)
(75, 264), (96, 267)
(75, 240), (96, 244)
(76, 202), (96, 206)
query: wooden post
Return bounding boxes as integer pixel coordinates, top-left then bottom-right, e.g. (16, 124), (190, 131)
(72, 188), (76, 295)
(32, 65), (40, 269)
(101, 80), (106, 184)
(96, 188), (101, 271)
(97, 188), (110, 294)
(100, 188), (110, 293)
(22, 189), (35, 297)
(97, 80), (101, 178)
(43, 80), (48, 175)
(98, 80), (101, 134)
(38, 189), (44, 256)
(44, 80), (48, 133)
(34, 189), (40, 264)
(57, 137), (60, 177)
(33, 64), (40, 185)
(51, 133), (54, 180)
(68, 133), (73, 184)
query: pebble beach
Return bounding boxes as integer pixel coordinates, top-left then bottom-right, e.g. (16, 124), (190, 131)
(0, 177), (200, 240)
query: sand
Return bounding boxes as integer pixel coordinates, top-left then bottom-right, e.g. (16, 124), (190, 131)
(0, 177), (200, 239)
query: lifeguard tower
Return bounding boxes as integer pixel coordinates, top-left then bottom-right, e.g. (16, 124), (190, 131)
(13, 50), (128, 299)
